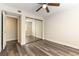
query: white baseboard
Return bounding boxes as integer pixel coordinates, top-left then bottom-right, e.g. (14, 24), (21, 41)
(45, 39), (79, 50)
(6, 38), (16, 42)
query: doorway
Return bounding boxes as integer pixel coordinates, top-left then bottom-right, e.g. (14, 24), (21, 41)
(1, 11), (21, 50)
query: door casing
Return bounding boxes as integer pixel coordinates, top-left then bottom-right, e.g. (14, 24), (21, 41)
(1, 11), (21, 51)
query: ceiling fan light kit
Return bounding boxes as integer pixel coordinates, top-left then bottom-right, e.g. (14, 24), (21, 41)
(42, 4), (47, 9)
(36, 3), (60, 13)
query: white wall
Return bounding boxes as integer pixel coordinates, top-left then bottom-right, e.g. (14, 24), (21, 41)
(5, 16), (17, 41)
(0, 4), (43, 52)
(44, 3), (79, 49)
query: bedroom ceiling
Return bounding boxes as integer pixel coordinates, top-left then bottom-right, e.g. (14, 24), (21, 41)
(3, 3), (62, 18)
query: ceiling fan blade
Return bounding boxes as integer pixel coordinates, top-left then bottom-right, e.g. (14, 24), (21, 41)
(48, 3), (60, 6)
(36, 6), (42, 12)
(46, 7), (49, 13)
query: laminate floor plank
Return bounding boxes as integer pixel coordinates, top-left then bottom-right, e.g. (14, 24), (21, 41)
(24, 44), (48, 56)
(43, 40), (79, 56)
(0, 40), (19, 56)
(31, 40), (70, 56)
(30, 42), (60, 56)
(16, 44), (28, 56)
(44, 40), (79, 54)
(1, 39), (79, 56)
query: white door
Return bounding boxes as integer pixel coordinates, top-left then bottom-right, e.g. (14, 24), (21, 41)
(2, 11), (6, 49)
(35, 20), (43, 39)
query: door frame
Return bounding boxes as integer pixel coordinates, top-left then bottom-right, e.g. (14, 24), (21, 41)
(1, 11), (4, 50)
(1, 10), (21, 51)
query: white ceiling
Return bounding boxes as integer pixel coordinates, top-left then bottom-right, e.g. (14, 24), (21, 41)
(3, 3), (62, 18)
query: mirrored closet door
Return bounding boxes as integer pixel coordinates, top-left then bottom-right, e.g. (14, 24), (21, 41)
(25, 17), (43, 43)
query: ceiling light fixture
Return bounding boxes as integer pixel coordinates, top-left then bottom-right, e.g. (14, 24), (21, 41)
(42, 4), (47, 9)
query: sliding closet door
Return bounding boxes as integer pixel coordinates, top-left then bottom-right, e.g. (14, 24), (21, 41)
(25, 18), (43, 43)
(25, 18), (36, 43)
(26, 22), (32, 36)
(35, 20), (43, 39)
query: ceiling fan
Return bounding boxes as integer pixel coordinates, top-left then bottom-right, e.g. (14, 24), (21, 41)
(36, 3), (60, 13)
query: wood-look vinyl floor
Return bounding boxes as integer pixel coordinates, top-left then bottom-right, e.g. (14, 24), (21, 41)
(0, 39), (79, 56)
